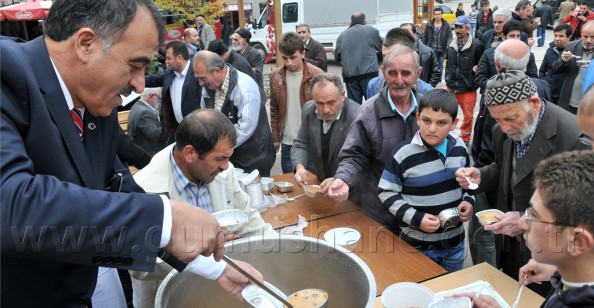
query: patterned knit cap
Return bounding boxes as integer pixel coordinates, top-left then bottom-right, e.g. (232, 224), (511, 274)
(485, 70), (537, 106)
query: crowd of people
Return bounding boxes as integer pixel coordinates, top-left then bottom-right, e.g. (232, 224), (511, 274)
(1, 0), (593, 307)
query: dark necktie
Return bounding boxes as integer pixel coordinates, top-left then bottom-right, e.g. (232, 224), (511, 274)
(198, 26), (205, 50)
(70, 108), (83, 141)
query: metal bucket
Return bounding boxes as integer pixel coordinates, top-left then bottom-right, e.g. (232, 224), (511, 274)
(155, 235), (376, 308)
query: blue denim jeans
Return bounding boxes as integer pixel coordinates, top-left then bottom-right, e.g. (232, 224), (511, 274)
(537, 25), (546, 46)
(346, 76), (375, 104)
(420, 242), (465, 273)
(280, 143), (293, 174)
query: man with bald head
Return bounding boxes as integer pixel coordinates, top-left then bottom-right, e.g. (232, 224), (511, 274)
(184, 27), (199, 57)
(553, 20), (594, 113)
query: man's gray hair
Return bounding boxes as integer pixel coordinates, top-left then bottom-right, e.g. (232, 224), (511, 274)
(141, 87), (160, 99)
(296, 24), (311, 32)
(44, 0), (165, 52)
(493, 7), (513, 20)
(494, 45), (530, 72)
(307, 73), (346, 97)
(382, 45), (420, 73)
(194, 50), (226, 71)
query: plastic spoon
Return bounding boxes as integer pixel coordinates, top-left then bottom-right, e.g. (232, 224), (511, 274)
(512, 274), (528, 308)
(463, 174), (479, 190)
(288, 193), (305, 201)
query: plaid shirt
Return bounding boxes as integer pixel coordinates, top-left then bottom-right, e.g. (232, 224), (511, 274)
(169, 150), (213, 213)
(514, 102), (546, 158)
(214, 65), (230, 111)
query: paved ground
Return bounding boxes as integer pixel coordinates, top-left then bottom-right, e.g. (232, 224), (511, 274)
(261, 2), (551, 269)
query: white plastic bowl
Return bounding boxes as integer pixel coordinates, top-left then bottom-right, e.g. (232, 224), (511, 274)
(475, 209), (504, 226)
(381, 282), (435, 308)
(212, 209), (249, 233)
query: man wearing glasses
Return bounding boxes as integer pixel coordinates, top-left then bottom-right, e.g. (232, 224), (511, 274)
(455, 71), (589, 296)
(459, 151), (594, 307)
(193, 50), (275, 176)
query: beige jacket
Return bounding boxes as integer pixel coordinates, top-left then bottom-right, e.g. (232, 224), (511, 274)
(130, 143), (275, 307)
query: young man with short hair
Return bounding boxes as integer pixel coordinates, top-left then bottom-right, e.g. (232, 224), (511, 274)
(539, 24), (573, 104)
(269, 32), (323, 173)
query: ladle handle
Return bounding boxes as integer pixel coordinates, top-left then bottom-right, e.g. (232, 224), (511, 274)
(222, 255), (294, 308)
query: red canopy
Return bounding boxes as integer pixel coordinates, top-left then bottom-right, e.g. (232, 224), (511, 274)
(0, 0), (52, 22)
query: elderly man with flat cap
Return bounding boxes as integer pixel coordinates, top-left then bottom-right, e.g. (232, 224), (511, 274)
(456, 71), (589, 296)
(232, 28), (264, 90)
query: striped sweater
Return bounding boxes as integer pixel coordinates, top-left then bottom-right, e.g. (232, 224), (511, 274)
(378, 131), (474, 250)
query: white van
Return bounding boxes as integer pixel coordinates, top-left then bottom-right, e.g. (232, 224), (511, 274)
(248, 0), (413, 60)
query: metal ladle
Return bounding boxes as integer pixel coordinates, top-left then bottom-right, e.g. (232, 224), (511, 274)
(222, 255), (294, 308)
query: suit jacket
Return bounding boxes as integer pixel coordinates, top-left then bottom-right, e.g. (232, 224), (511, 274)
(552, 40), (586, 109)
(240, 45), (264, 90)
(117, 126), (152, 169)
(304, 37), (328, 72)
(291, 98), (360, 181)
(127, 100), (167, 156)
(0, 37), (164, 307)
(198, 23), (216, 49)
(145, 62), (201, 139)
(227, 49), (254, 79)
(477, 102), (589, 274)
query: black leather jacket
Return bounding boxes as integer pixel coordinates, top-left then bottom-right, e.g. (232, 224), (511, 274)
(445, 36), (483, 93)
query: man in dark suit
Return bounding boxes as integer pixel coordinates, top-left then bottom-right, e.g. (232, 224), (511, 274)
(0, 0), (261, 306)
(296, 23), (328, 72)
(456, 71), (589, 296)
(291, 73), (360, 191)
(127, 87), (167, 156)
(145, 40), (202, 142)
(232, 28), (265, 90)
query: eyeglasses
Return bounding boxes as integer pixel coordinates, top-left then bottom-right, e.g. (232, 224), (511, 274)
(523, 207), (572, 227)
(150, 94), (161, 100)
(578, 133), (593, 145)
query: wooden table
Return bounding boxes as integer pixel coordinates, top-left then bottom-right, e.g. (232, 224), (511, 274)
(260, 173), (447, 296)
(260, 173), (359, 229)
(304, 210), (448, 296)
(372, 263), (545, 307)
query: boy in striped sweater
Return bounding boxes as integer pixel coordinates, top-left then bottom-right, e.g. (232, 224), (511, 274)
(378, 89), (474, 272)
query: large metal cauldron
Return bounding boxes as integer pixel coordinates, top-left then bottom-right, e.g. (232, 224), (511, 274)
(156, 235), (376, 307)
